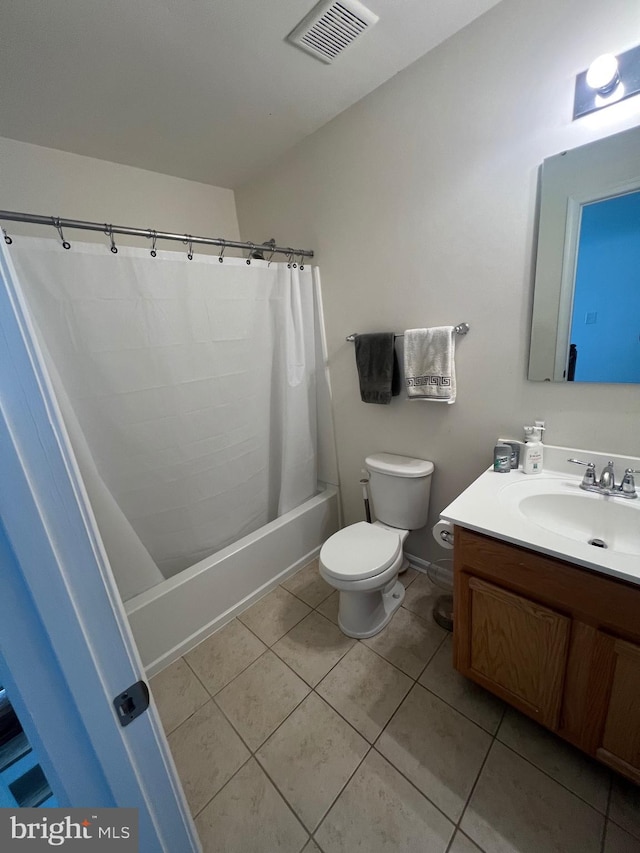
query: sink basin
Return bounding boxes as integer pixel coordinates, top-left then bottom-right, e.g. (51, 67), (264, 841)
(499, 478), (640, 556)
(441, 445), (640, 585)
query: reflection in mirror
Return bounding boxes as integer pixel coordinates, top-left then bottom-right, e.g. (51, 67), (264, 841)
(569, 190), (640, 383)
(528, 125), (640, 384)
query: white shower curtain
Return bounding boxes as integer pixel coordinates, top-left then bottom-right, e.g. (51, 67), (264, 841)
(10, 237), (317, 592)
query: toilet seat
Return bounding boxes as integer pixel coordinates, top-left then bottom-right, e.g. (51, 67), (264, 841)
(320, 522), (402, 582)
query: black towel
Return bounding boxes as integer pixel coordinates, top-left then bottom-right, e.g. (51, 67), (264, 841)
(354, 333), (401, 404)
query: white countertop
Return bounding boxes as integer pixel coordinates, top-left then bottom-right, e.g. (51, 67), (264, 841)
(440, 444), (640, 587)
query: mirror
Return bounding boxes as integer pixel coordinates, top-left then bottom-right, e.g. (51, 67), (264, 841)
(528, 125), (640, 383)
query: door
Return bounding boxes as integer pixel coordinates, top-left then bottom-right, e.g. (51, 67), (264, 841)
(458, 575), (570, 728)
(0, 242), (199, 850)
(593, 633), (640, 783)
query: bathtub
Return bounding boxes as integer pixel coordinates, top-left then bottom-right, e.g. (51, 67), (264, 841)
(125, 485), (340, 676)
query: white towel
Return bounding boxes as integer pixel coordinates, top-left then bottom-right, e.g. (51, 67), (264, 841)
(404, 326), (456, 403)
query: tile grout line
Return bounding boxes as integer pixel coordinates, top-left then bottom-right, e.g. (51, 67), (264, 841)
(601, 775), (611, 853)
(362, 624), (450, 679)
(212, 656), (312, 755)
(317, 638), (470, 840)
(282, 584), (334, 611)
(199, 678), (316, 837)
(264, 580), (444, 691)
(442, 704), (509, 853)
(251, 752), (313, 844)
(190, 597), (365, 774)
(366, 742), (464, 838)
(415, 679), (499, 737)
(237, 603), (311, 648)
(606, 817), (640, 847)
(155, 660), (211, 737)
(157, 588), (324, 738)
(411, 630), (451, 683)
(189, 644), (357, 846)
(359, 672), (491, 842)
(160, 697), (210, 739)
(163, 613), (511, 775)
(204, 642), (371, 845)
(310, 601), (451, 681)
(181, 576), (462, 840)
(307, 742), (375, 844)
(179, 651), (235, 707)
(492, 731), (612, 818)
(189, 753), (254, 821)
(234, 615), (282, 648)
(270, 636), (356, 691)
(171, 570), (611, 851)
(245, 595), (444, 847)
(156, 569), (450, 845)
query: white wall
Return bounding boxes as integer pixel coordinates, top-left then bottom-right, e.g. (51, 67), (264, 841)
(235, 0), (640, 563)
(0, 136), (239, 248)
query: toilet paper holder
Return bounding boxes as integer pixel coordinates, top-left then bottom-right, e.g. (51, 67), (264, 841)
(430, 520), (454, 631)
(433, 519), (454, 550)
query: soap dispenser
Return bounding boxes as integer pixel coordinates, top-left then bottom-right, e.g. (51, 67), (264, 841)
(522, 422), (545, 474)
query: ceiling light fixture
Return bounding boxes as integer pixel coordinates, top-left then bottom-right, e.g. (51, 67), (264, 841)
(574, 43), (640, 119)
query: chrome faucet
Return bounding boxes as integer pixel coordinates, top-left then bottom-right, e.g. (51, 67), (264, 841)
(621, 468), (640, 496)
(567, 458), (638, 499)
(598, 460), (615, 490)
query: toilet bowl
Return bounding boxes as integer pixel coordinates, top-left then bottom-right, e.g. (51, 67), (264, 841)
(319, 452), (434, 639)
(320, 521), (408, 638)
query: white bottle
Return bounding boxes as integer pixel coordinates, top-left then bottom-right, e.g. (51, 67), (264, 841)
(522, 424), (544, 474)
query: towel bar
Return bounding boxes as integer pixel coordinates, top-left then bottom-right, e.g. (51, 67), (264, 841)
(346, 323), (469, 342)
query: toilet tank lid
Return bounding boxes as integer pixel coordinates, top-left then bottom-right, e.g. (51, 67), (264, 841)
(365, 453), (434, 478)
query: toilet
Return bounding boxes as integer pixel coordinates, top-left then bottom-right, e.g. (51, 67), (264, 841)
(319, 453), (434, 638)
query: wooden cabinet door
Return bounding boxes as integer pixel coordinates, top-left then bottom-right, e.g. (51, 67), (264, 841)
(593, 634), (640, 783)
(459, 576), (570, 729)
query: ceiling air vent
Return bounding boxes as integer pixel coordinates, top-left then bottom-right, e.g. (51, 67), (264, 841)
(287, 0), (379, 65)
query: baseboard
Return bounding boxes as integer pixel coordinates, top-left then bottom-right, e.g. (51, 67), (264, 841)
(404, 551), (454, 587)
(404, 552), (431, 573)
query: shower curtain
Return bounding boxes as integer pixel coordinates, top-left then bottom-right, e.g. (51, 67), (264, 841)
(9, 237), (317, 597)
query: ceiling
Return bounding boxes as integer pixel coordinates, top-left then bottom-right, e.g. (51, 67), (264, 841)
(0, 0), (501, 189)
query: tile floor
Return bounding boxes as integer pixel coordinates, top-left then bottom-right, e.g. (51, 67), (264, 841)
(150, 559), (640, 853)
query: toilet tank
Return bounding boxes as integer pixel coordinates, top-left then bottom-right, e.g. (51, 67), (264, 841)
(365, 453), (434, 530)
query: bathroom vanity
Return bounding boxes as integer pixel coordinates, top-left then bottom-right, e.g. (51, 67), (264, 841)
(441, 446), (640, 784)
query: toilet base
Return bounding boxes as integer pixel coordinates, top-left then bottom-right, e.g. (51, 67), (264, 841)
(397, 556), (410, 574)
(337, 579), (405, 639)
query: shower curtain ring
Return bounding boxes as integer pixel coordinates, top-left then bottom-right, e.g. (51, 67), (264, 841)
(53, 217), (71, 249)
(2, 227), (12, 245)
(266, 247), (276, 266)
(149, 230), (158, 257)
(218, 240), (226, 263)
(287, 252), (295, 269)
(105, 224), (118, 254)
(298, 253), (305, 271)
(186, 236), (194, 260)
(246, 242), (254, 265)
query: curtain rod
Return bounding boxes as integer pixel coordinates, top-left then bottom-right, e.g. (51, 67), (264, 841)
(0, 209), (314, 259)
(345, 323), (470, 341)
